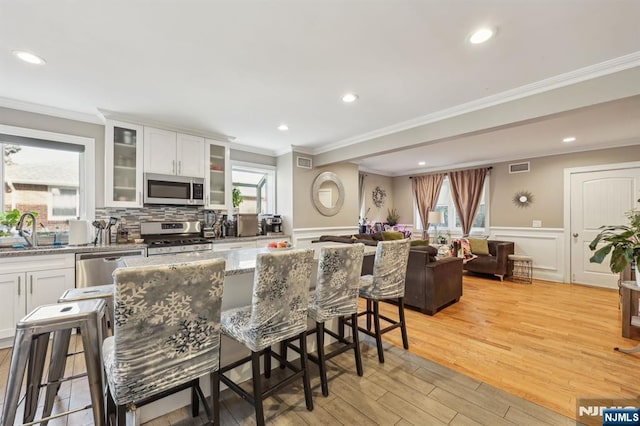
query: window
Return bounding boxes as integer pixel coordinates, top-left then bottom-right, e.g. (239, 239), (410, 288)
(231, 162), (276, 214)
(1, 125), (94, 234)
(49, 187), (79, 219)
(415, 176), (489, 234)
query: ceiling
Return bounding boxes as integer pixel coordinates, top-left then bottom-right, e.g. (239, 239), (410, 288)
(1, 1), (640, 172)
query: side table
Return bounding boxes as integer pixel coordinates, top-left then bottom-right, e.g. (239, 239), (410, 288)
(616, 281), (640, 353)
(508, 254), (533, 284)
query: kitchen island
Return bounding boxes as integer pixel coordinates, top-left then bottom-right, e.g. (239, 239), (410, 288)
(118, 242), (376, 423)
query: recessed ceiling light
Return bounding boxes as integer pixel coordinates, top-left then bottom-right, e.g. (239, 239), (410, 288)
(469, 27), (495, 44)
(418, 161), (426, 166)
(563, 136), (576, 143)
(277, 124), (289, 131)
(12, 50), (46, 65)
(342, 93), (358, 103)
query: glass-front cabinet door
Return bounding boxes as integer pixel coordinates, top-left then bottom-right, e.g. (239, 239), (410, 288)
(105, 120), (144, 207)
(205, 139), (230, 210)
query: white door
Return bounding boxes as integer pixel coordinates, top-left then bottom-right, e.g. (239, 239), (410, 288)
(144, 127), (177, 175)
(26, 269), (75, 313)
(0, 273), (26, 340)
(570, 167), (640, 288)
(176, 134), (205, 177)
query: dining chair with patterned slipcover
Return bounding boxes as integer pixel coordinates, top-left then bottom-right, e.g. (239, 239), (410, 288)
(102, 257), (226, 425)
(218, 248), (315, 426)
(348, 238), (411, 363)
(281, 243), (366, 397)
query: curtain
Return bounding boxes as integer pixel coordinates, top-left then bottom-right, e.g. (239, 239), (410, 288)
(358, 173), (366, 218)
(448, 168), (488, 236)
(412, 174), (445, 239)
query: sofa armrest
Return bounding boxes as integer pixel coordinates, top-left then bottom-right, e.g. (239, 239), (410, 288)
(493, 242), (515, 276)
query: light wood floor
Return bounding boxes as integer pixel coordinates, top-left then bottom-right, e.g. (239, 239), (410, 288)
(374, 273), (640, 420)
(0, 274), (637, 424)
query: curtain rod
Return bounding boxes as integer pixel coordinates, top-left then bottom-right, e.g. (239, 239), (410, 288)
(409, 166), (493, 179)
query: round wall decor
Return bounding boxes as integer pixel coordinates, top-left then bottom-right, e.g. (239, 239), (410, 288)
(513, 190), (533, 208)
(372, 186), (386, 207)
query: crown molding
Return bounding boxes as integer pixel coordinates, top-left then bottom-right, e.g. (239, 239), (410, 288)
(229, 142), (278, 157)
(357, 165), (394, 177)
(314, 51), (640, 155)
(0, 97), (103, 124)
(394, 137), (640, 178)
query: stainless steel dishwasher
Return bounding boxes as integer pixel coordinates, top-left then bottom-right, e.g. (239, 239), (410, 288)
(75, 248), (146, 287)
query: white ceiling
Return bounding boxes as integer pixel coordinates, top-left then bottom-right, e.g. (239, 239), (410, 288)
(1, 1), (640, 170)
(356, 95), (640, 176)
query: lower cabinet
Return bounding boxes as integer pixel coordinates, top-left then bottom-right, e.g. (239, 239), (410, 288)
(0, 254), (75, 342)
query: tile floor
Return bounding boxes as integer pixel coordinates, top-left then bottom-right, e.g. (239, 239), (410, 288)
(0, 334), (573, 425)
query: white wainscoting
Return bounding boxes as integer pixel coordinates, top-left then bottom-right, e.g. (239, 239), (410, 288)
(292, 226), (360, 248)
(489, 227), (566, 283)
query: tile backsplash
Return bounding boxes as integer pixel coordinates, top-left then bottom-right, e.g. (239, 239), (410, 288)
(95, 206), (225, 238)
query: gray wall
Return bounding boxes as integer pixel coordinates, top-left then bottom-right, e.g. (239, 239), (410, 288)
(490, 144), (640, 228)
(0, 107), (105, 206)
(292, 155), (359, 229)
(392, 143), (640, 229)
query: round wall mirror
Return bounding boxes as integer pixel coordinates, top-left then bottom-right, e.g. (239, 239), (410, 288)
(312, 171), (345, 216)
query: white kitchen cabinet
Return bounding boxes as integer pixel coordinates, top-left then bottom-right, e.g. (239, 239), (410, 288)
(0, 273), (25, 340)
(105, 120), (144, 207)
(144, 127), (205, 178)
(205, 139), (230, 210)
(177, 133), (206, 177)
(0, 254), (75, 345)
(144, 127), (177, 175)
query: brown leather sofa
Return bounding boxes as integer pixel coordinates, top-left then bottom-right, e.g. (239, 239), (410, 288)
(463, 240), (515, 281)
(358, 244), (463, 315)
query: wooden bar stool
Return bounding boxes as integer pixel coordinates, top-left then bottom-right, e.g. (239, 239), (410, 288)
(1, 299), (107, 426)
(102, 257), (226, 425)
(281, 244), (365, 396)
(347, 239), (411, 363)
(218, 249), (315, 426)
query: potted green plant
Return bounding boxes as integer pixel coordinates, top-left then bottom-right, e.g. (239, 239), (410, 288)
(0, 209), (21, 237)
(232, 187), (243, 211)
(386, 208), (400, 227)
(589, 199), (640, 285)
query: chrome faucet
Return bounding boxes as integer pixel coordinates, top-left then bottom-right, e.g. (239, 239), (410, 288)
(16, 212), (38, 247)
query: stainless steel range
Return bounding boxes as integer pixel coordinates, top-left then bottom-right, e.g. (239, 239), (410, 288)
(141, 221), (213, 256)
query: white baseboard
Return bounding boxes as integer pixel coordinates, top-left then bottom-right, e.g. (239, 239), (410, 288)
(489, 227), (566, 283)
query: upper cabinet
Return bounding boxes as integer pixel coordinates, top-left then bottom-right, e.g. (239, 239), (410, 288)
(105, 120), (144, 207)
(144, 127), (205, 177)
(177, 133), (206, 177)
(205, 139), (230, 210)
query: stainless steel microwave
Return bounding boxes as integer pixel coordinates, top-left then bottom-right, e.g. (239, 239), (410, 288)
(144, 173), (205, 206)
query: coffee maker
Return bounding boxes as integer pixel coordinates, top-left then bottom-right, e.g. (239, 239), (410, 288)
(271, 215), (283, 234)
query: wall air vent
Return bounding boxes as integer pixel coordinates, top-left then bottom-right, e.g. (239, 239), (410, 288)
(509, 161), (530, 174)
(296, 156), (312, 169)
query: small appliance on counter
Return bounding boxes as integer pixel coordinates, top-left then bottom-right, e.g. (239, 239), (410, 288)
(260, 214), (283, 235)
(201, 210), (217, 238)
(236, 213), (259, 237)
(271, 214), (283, 234)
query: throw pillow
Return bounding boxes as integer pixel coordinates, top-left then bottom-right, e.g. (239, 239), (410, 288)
(468, 238), (490, 255)
(410, 239), (429, 247)
(382, 231), (404, 240)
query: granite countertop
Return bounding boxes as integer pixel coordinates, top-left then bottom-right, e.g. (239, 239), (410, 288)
(207, 234), (290, 243)
(122, 242), (376, 276)
(0, 243), (148, 258)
